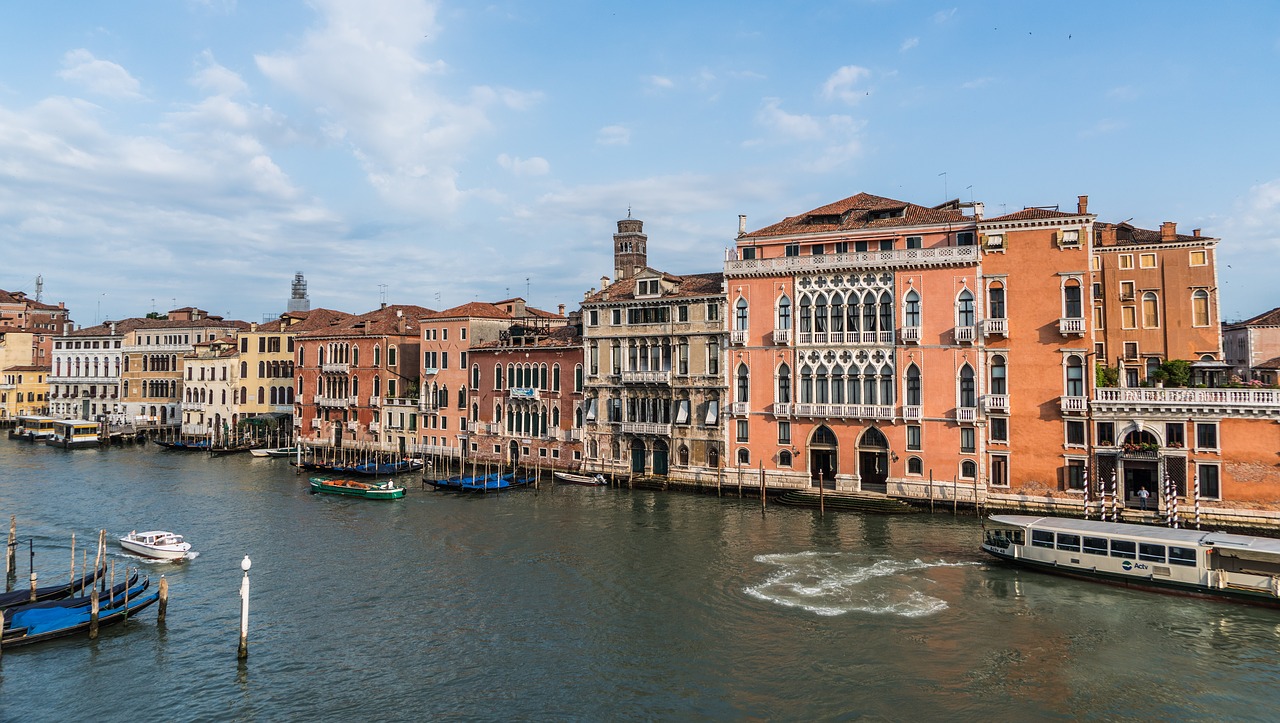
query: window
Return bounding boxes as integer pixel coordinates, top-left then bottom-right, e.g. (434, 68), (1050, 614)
(992, 455), (1008, 487)
(905, 365), (921, 405)
(784, 244), (800, 257)
(1110, 540), (1136, 559)
(1195, 422), (1218, 451)
(736, 364), (749, 403)
(1123, 341), (1139, 360)
(1139, 253), (1157, 269)
(1169, 547), (1197, 567)
(1118, 254), (1134, 270)
(1142, 292), (1159, 328)
(904, 290), (920, 328)
(736, 419), (749, 442)
(1032, 530), (1055, 549)
(1094, 306), (1105, 330)
(957, 232), (975, 246)
(834, 241), (849, 253)
(1083, 537), (1108, 556)
(990, 417), (1008, 442)
(740, 247), (756, 260)
(959, 365), (976, 408)
(1059, 229), (1080, 247)
(677, 305), (689, 322)
(960, 460), (976, 478)
(1066, 460), (1085, 489)
(985, 234), (1004, 249)
(1198, 464), (1221, 499)
(1056, 533), (1082, 552)
(1138, 544), (1166, 563)
(960, 428), (975, 453)
(737, 448), (750, 465)
(735, 298), (748, 331)
(1165, 422), (1184, 448)
(1096, 422), (1115, 446)
(612, 309), (622, 325)
(1119, 281), (1135, 301)
(707, 303), (719, 322)
(777, 421), (791, 444)
(779, 450), (793, 466)
(957, 290), (975, 327)
(777, 296), (792, 330)
(777, 364), (791, 403)
(589, 310), (599, 326)
(1066, 420), (1085, 446)
(810, 244), (824, 255)
(1192, 290), (1210, 327)
(1066, 355), (1084, 396)
(906, 236), (922, 249)
(908, 457), (923, 475)
(988, 285), (1005, 319)
(989, 356), (1006, 395)
(1063, 283), (1082, 319)
(906, 425), (921, 451)
(1190, 250), (1207, 266)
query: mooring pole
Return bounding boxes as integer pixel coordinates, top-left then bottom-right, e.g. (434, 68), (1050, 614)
(158, 575), (169, 623)
(69, 532), (76, 587)
(5, 515), (16, 590)
(90, 586), (100, 638)
(28, 539), (37, 602)
(238, 555), (251, 659)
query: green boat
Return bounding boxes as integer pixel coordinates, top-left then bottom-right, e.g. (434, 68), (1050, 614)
(309, 477), (405, 500)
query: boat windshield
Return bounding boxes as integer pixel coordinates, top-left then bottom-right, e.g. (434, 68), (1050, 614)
(984, 528), (1024, 547)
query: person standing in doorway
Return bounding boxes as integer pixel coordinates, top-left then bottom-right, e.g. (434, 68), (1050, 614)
(1137, 485), (1150, 511)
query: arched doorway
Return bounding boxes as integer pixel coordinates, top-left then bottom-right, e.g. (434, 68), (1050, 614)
(652, 439), (669, 476)
(630, 438), (647, 475)
(1120, 428), (1159, 506)
(858, 427), (890, 492)
(508, 440), (520, 468)
(809, 425), (837, 488)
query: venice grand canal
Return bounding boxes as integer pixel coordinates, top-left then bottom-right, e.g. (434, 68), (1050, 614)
(1, 437), (1278, 721)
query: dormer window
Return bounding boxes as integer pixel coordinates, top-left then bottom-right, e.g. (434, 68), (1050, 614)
(636, 279), (661, 297)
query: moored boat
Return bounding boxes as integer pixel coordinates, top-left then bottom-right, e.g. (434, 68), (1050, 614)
(982, 515), (1280, 607)
(309, 477), (405, 500)
(0, 565), (106, 611)
(1, 586), (160, 648)
(554, 471), (608, 486)
(119, 530), (193, 560)
(45, 419), (102, 448)
(251, 446), (297, 458)
(154, 438), (210, 451)
(9, 415), (56, 441)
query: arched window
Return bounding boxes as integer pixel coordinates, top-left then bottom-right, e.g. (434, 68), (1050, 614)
(961, 460), (977, 479)
(959, 365), (976, 408)
(259, 361), (266, 378)
(988, 283), (1006, 319)
(957, 289), (975, 327)
(830, 293), (844, 333)
(815, 365), (829, 404)
(906, 364), (921, 406)
(351, 346), (359, 367)
(800, 364), (813, 403)
(904, 290), (921, 328)
(777, 364), (791, 403)
(830, 365), (844, 404)
(1064, 282), (1083, 319)
(847, 294), (859, 332)
(908, 456), (923, 475)
(737, 448), (750, 465)
(799, 297), (812, 333)
(990, 355), (1007, 395)
(552, 364), (561, 391)
(495, 364), (503, 390)
(551, 406), (560, 428)
(735, 298), (748, 331)
(879, 292), (893, 333)
(257, 387), (265, 404)
(270, 387), (278, 405)
(779, 450), (792, 466)
(1142, 291), (1160, 328)
(373, 375), (381, 398)
(678, 445), (690, 466)
(1187, 290), (1208, 330)
(318, 346), (325, 365)
(879, 364), (894, 405)
(1066, 355), (1085, 397)
(862, 292), (877, 331)
(708, 445), (720, 468)
(297, 348), (305, 367)
(777, 296), (792, 330)
(814, 294), (827, 333)
(373, 345), (381, 367)
(736, 364), (749, 403)
(387, 345), (397, 367)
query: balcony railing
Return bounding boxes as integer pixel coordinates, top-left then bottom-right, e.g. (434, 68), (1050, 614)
(320, 362), (349, 374)
(982, 394), (1009, 413)
(955, 326), (975, 344)
(954, 407), (977, 423)
(180, 401), (202, 412)
(1058, 317), (1086, 336)
(725, 244), (980, 277)
(310, 418), (321, 429)
(346, 421), (358, 431)
(1060, 395), (1088, 414)
(773, 402), (792, 417)
(369, 421), (380, 433)
(383, 397), (418, 408)
(369, 396), (381, 407)
(982, 318), (1008, 337)
(620, 370), (671, 385)
(317, 396), (347, 408)
(794, 403), (894, 420)
(902, 405), (922, 421)
(730, 402), (749, 416)
(772, 328), (792, 345)
(730, 329), (747, 346)
(1093, 387), (1280, 416)
(901, 326), (921, 344)
(620, 422), (672, 436)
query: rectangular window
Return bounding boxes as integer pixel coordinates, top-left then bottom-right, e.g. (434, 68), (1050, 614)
(442, 329), (448, 341)
(1165, 423), (1185, 448)
(1110, 539), (1136, 559)
(612, 309), (621, 325)
(707, 303), (719, 322)
(1138, 543), (1166, 563)
(1083, 537), (1108, 556)
(1124, 342), (1139, 360)
(1196, 422), (1218, 451)
(1031, 530), (1055, 549)
(1093, 306), (1104, 330)
(834, 241), (849, 253)
(736, 419), (748, 442)
(1066, 420), (1085, 446)
(588, 310), (599, 326)
(956, 232), (975, 246)
(906, 236), (922, 249)
(705, 400), (719, 425)
(1122, 306), (1137, 329)
(1097, 422), (1115, 446)
(1066, 460), (1085, 489)
(740, 247), (757, 260)
(1119, 281), (1135, 300)
(1059, 229), (1080, 247)
(461, 327), (467, 340)
(675, 399), (690, 425)
(880, 239), (894, 251)
(960, 427), (975, 453)
(1056, 533), (1082, 552)
(1189, 250), (1207, 266)
(990, 455), (1008, 487)
(1169, 547), (1197, 567)
(784, 244), (800, 257)
(1198, 464), (1221, 499)
(1091, 255), (1101, 270)
(778, 421), (791, 445)
(855, 240), (868, 253)
(990, 417), (1008, 442)
(810, 244), (824, 255)
(1119, 254), (1134, 270)
(1139, 253), (1157, 269)
(906, 425), (921, 451)
(678, 305), (689, 322)
(441, 352), (448, 370)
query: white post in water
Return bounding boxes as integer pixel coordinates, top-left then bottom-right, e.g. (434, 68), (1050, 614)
(238, 555), (251, 659)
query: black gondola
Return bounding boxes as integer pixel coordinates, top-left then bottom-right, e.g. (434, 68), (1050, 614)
(0, 564), (106, 611)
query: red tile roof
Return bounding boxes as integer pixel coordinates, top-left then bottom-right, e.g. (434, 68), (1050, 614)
(429, 302), (513, 320)
(1234, 307), (1280, 328)
(984, 207), (1081, 222)
(297, 304), (433, 339)
(741, 192), (971, 239)
(583, 271), (723, 304)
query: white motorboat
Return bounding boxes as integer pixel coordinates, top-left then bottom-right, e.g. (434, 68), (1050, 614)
(554, 471), (608, 486)
(119, 530), (192, 560)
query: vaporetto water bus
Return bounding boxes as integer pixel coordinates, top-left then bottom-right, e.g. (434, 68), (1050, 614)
(982, 515), (1280, 607)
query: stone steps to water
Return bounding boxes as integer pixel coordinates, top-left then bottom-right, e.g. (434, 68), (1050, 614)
(775, 490), (919, 514)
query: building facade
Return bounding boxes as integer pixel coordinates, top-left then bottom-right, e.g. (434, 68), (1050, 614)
(119, 308), (245, 426)
(48, 320), (140, 423)
(1223, 307), (1280, 385)
(181, 337), (240, 439)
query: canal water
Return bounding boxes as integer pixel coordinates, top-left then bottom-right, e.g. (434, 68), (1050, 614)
(1, 437), (1278, 721)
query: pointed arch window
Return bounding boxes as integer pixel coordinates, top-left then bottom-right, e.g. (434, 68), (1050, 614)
(777, 296), (792, 330)
(906, 364), (921, 405)
(957, 290), (975, 327)
(799, 296), (812, 333)
(777, 364), (792, 404)
(879, 364), (894, 404)
(862, 292), (877, 331)
(959, 364), (976, 408)
(814, 294), (827, 333)
(830, 294), (844, 333)
(904, 290), (921, 328)
(879, 292), (893, 333)
(800, 364), (814, 404)
(830, 365), (844, 404)
(736, 364), (750, 403)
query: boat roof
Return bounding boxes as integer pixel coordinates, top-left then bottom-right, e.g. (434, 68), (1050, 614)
(987, 515), (1280, 555)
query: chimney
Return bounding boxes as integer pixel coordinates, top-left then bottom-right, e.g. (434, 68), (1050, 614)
(557, 304), (565, 316)
(1193, 229), (1201, 237)
(972, 202), (984, 220)
(738, 214), (747, 236)
(600, 276), (610, 290)
(1077, 195), (1089, 215)
(109, 322), (116, 336)
(1160, 221), (1177, 241)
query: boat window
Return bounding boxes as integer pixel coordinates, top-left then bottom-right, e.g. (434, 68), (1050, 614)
(1056, 533), (1082, 552)
(1138, 543), (1166, 563)
(1031, 530), (1055, 549)
(1168, 546), (1197, 567)
(1110, 540), (1136, 559)
(1082, 536), (1108, 556)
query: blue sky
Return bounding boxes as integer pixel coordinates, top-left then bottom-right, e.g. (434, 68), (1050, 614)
(1, 0), (1277, 325)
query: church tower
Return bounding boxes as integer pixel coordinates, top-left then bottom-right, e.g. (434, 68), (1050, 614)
(613, 211), (647, 282)
(288, 271), (310, 313)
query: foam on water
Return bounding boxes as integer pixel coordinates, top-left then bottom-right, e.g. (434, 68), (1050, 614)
(745, 551), (977, 617)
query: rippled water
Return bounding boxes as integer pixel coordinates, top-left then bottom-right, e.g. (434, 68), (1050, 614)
(2, 437), (1278, 721)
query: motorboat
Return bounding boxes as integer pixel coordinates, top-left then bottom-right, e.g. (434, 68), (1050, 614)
(554, 471), (608, 486)
(119, 530), (193, 560)
(309, 477), (405, 500)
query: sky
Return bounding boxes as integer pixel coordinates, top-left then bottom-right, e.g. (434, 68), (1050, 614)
(1, 1), (1278, 326)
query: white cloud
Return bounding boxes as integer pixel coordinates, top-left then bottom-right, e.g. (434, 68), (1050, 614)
(497, 153), (549, 176)
(647, 75), (675, 90)
(757, 98), (825, 141)
(750, 98), (864, 172)
(1079, 118), (1127, 137)
(933, 8), (957, 23)
(1225, 179), (1280, 252)
(1107, 85), (1140, 102)
(57, 49), (143, 100)
(596, 124), (631, 146)
(821, 65), (871, 105)
(900, 37), (919, 52)
(961, 77), (992, 90)
(191, 51), (248, 97)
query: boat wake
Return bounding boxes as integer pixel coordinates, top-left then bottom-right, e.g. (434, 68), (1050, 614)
(119, 550), (199, 563)
(744, 551), (976, 617)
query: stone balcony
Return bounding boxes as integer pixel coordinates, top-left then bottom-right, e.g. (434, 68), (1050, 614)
(773, 402), (792, 417)
(794, 403), (894, 421)
(795, 330), (895, 346)
(982, 394), (1009, 414)
(772, 328), (791, 345)
(982, 318), (1008, 337)
(1092, 387), (1280, 419)
(902, 405), (922, 421)
(621, 422), (671, 436)
(724, 244), (980, 278)
(621, 370), (671, 385)
(954, 407), (977, 423)
(1058, 317), (1086, 336)
(508, 387), (542, 400)
(730, 329), (747, 346)
(730, 402), (749, 416)
(320, 362), (349, 374)
(901, 326), (921, 344)
(317, 396), (347, 408)
(1060, 395), (1088, 414)
(955, 325), (975, 344)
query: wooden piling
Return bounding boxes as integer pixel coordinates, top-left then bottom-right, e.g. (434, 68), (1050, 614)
(5, 515), (14, 583)
(69, 532), (76, 586)
(953, 476), (958, 515)
(759, 463), (766, 512)
(158, 575), (168, 623)
(819, 470), (825, 518)
(929, 470), (934, 513)
(89, 587), (100, 639)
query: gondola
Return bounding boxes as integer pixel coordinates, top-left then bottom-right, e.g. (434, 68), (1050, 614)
(153, 439), (210, 451)
(425, 473), (501, 492)
(0, 565), (106, 611)
(3, 572), (141, 626)
(336, 460), (423, 476)
(1, 586), (160, 648)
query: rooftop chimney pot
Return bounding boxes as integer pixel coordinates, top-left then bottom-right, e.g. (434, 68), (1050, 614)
(738, 214), (747, 236)
(1077, 195), (1089, 215)
(1161, 221), (1177, 241)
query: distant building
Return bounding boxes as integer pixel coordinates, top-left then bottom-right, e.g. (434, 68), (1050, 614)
(0, 365), (48, 419)
(0, 287), (72, 366)
(119, 308), (246, 426)
(49, 319), (145, 422)
(1223, 307), (1280, 384)
(288, 272), (310, 314)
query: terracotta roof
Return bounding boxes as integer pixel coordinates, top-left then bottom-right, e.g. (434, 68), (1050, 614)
(472, 323), (583, 350)
(583, 271), (723, 304)
(63, 318), (151, 337)
(522, 305), (566, 320)
(297, 304), (433, 339)
(277, 308), (353, 332)
(2, 364), (50, 372)
(127, 317), (249, 331)
(1256, 356), (1280, 370)
(1097, 221), (1208, 246)
(429, 302), (513, 321)
(741, 192), (971, 239)
(984, 207), (1081, 222)
(1234, 307), (1280, 328)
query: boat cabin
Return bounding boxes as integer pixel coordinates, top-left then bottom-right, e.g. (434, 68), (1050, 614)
(47, 419), (101, 448)
(13, 415), (56, 440)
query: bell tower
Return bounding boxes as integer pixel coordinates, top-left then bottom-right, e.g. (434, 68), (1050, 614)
(613, 210), (647, 282)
